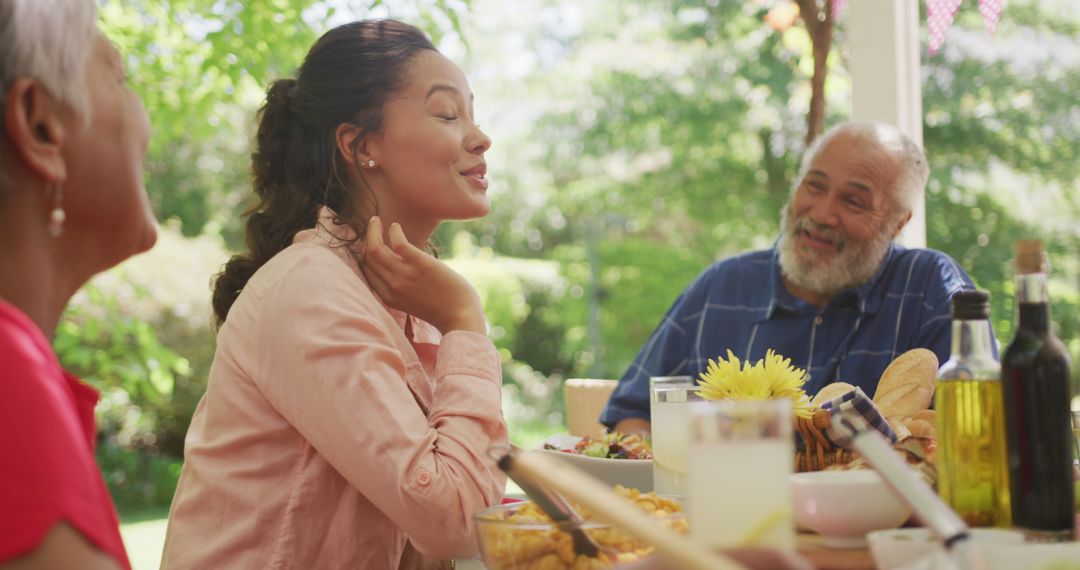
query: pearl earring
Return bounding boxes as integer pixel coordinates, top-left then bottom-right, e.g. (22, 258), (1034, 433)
(47, 182), (65, 238)
(366, 159), (376, 168)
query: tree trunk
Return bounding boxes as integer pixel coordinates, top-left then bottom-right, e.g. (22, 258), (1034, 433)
(795, 0), (834, 146)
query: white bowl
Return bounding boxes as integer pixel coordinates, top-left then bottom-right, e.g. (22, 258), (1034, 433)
(528, 448), (653, 492)
(790, 470), (912, 548)
(868, 527), (1026, 569)
(981, 540), (1080, 570)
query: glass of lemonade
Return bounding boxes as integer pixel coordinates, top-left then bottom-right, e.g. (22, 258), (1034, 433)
(650, 384), (701, 496)
(686, 398), (795, 551)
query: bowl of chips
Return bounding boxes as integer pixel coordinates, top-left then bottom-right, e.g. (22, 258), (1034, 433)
(474, 487), (686, 570)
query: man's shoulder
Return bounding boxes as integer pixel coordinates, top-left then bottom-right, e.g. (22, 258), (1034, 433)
(883, 245), (971, 294)
(664, 249), (773, 308)
(889, 245), (957, 265)
(887, 246), (964, 276)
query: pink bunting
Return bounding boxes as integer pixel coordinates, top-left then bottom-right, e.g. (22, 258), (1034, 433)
(792, 0), (1007, 55)
(978, 0), (1004, 33)
(927, 0), (963, 54)
(926, 0), (1006, 55)
(832, 0), (848, 22)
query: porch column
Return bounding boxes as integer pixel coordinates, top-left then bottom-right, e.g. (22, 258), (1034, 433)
(847, 0), (926, 248)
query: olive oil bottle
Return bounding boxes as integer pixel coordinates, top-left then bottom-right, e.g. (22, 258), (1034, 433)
(936, 290), (1011, 527)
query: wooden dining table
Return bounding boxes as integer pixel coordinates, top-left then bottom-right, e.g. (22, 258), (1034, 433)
(467, 486), (879, 569)
(457, 531), (875, 569)
(797, 532), (875, 570)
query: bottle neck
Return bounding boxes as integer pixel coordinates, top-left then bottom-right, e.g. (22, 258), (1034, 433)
(1015, 272), (1051, 333)
(951, 318), (996, 359)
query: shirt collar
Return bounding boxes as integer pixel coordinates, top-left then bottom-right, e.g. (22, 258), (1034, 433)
(759, 242), (899, 321)
(295, 207), (443, 345)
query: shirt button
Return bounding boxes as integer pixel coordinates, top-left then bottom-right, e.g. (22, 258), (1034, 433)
(416, 470), (432, 486)
(814, 316), (823, 325)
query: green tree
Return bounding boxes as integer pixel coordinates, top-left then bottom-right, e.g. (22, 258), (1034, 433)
(921, 0), (1080, 360)
(101, 0), (472, 242)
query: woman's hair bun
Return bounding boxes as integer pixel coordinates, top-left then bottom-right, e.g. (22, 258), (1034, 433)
(265, 78), (298, 112)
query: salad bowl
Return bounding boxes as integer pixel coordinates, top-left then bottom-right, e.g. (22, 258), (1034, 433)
(533, 433), (654, 492)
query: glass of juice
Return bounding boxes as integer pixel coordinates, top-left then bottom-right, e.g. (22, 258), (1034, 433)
(650, 384), (702, 496)
(686, 398), (795, 551)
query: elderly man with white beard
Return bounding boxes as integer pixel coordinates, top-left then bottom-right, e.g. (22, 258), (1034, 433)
(601, 121), (986, 435)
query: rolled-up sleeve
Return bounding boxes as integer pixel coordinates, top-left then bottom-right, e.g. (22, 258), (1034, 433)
(252, 253), (507, 559)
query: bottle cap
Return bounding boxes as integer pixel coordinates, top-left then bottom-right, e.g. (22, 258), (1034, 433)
(951, 289), (990, 320)
(1015, 239), (1048, 275)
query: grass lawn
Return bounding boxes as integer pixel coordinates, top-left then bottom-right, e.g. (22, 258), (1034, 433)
(120, 508), (169, 570)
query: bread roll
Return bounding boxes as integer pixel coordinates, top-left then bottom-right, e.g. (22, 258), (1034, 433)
(906, 418), (936, 438)
(873, 348), (937, 417)
(811, 381), (856, 406)
(912, 409), (936, 424)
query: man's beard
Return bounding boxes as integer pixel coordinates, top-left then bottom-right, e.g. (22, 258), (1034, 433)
(777, 206), (894, 297)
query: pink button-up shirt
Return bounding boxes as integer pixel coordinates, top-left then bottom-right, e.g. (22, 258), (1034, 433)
(161, 211), (508, 569)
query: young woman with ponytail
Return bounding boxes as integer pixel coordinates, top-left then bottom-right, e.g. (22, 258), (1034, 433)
(161, 20), (506, 569)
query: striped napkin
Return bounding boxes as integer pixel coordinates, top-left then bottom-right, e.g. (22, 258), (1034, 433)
(819, 386), (898, 446)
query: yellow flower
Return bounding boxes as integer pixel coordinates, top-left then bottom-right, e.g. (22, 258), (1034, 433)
(698, 349), (813, 418)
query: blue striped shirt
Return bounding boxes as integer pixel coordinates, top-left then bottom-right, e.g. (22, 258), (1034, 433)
(600, 243), (981, 427)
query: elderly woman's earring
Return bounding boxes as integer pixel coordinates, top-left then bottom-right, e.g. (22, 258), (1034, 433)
(366, 159), (376, 169)
(47, 182), (65, 238)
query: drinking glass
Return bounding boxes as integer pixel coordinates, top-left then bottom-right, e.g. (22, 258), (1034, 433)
(686, 398), (795, 551)
(649, 375), (695, 390)
(1072, 411), (1080, 468)
(650, 385), (702, 496)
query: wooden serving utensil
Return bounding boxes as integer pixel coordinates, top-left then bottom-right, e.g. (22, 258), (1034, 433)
(496, 453), (607, 558)
(498, 450), (746, 570)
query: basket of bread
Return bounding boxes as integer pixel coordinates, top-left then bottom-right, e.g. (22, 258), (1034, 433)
(799, 348), (939, 488)
(696, 348), (939, 482)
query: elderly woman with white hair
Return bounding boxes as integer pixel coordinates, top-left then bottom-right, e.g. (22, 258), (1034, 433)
(0, 0), (156, 568)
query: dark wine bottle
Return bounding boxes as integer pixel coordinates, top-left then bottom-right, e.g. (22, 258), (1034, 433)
(1001, 240), (1076, 541)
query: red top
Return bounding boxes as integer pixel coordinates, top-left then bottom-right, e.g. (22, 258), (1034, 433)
(0, 300), (130, 569)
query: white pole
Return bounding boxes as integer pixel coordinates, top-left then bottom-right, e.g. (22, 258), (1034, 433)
(848, 0), (926, 248)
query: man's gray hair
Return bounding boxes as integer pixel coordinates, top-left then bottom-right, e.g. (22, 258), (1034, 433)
(792, 121), (929, 220)
(0, 0), (98, 190)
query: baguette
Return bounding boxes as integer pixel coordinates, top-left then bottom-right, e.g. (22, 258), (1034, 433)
(811, 381), (857, 407)
(886, 410), (938, 440)
(873, 348), (938, 417)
